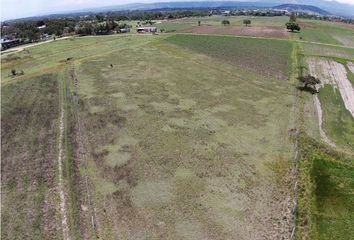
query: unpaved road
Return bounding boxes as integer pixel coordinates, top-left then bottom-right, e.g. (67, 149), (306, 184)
(58, 101), (70, 240)
(1, 37), (70, 55)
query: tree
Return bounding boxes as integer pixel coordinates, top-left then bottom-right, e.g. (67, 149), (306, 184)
(96, 14), (105, 22)
(243, 19), (251, 26)
(36, 20), (45, 27)
(198, 20), (201, 26)
(77, 23), (95, 35)
(286, 22), (301, 32)
(289, 12), (297, 22)
(221, 20), (230, 26)
(298, 75), (320, 93)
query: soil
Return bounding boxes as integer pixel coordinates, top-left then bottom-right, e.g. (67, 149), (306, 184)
(58, 103), (71, 240)
(307, 58), (354, 146)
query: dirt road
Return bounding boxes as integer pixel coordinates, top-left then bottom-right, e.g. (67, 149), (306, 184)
(1, 37), (70, 55)
(58, 86), (71, 240)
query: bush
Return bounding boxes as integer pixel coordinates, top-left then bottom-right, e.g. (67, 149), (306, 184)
(221, 20), (230, 25)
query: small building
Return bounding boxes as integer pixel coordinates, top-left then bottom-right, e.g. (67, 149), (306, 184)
(137, 27), (157, 34)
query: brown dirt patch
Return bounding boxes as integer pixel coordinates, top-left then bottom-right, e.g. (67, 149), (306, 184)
(297, 21), (320, 29)
(182, 26), (290, 39)
(333, 21), (354, 30)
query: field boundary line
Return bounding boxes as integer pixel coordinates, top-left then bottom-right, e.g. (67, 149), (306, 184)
(69, 61), (99, 238)
(290, 42), (302, 240)
(58, 72), (71, 240)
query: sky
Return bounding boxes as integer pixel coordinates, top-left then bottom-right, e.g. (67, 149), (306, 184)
(1, 0), (354, 20)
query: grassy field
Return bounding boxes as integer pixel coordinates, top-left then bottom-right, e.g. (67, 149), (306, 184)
(166, 34), (292, 79)
(2, 33), (295, 239)
(75, 34), (294, 239)
(1, 74), (61, 239)
(302, 43), (354, 60)
(297, 136), (354, 240)
(318, 85), (354, 149)
(296, 19), (354, 47)
(158, 15), (289, 29)
(1, 15), (354, 240)
(298, 21), (354, 239)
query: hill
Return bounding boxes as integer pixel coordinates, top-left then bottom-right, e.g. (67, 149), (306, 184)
(273, 4), (331, 16)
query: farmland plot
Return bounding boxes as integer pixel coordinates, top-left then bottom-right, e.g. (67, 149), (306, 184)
(73, 35), (294, 239)
(182, 26), (289, 39)
(306, 57), (354, 150)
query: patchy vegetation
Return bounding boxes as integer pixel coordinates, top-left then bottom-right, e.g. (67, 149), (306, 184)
(73, 35), (294, 239)
(166, 34), (292, 79)
(1, 74), (60, 239)
(2, 15), (354, 240)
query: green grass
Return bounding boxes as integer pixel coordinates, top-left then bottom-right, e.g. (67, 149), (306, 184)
(318, 85), (354, 150)
(295, 19), (354, 47)
(298, 29), (341, 45)
(154, 21), (196, 32)
(303, 43), (354, 60)
(345, 62), (354, 85)
(176, 15), (289, 27)
(166, 34), (292, 79)
(311, 154), (354, 239)
(297, 136), (354, 240)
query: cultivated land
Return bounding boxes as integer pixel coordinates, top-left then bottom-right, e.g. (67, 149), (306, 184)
(1, 16), (354, 240)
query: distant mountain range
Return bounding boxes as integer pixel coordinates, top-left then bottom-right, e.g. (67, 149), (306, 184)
(262, 0), (354, 17)
(5, 1), (354, 21)
(77, 1), (353, 18)
(273, 4), (330, 15)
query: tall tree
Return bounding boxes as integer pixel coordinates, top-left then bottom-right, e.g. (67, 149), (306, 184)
(290, 12), (297, 22)
(286, 22), (301, 32)
(243, 19), (251, 26)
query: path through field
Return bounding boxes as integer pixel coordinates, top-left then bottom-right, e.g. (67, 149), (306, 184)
(58, 99), (71, 240)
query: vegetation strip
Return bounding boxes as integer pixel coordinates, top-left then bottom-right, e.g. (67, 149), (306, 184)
(290, 42), (302, 240)
(69, 62), (98, 237)
(58, 84), (71, 240)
